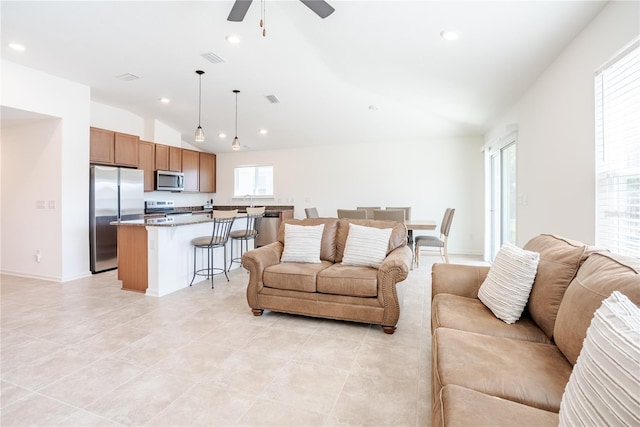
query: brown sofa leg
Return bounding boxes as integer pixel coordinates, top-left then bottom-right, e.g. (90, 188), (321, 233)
(251, 308), (264, 316)
(382, 325), (396, 334)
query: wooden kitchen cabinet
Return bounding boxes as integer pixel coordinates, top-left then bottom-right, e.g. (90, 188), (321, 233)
(90, 127), (115, 164)
(169, 146), (182, 172)
(182, 149), (199, 192)
(199, 152), (216, 193)
(155, 144), (181, 171)
(155, 144), (169, 171)
(114, 132), (139, 166)
(90, 127), (139, 167)
(138, 140), (155, 192)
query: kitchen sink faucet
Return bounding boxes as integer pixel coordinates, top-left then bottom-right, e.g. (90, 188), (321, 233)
(244, 194), (254, 207)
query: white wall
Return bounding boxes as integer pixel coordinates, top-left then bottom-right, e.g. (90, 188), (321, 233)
(1, 60), (90, 281)
(216, 137), (485, 255)
(486, 1), (640, 246)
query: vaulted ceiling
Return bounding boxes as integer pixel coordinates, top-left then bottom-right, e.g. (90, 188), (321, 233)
(1, 1), (607, 152)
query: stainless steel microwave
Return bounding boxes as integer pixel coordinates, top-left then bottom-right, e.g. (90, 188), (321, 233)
(155, 170), (184, 191)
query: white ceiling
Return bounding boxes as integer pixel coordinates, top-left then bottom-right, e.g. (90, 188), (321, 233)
(1, 1), (606, 153)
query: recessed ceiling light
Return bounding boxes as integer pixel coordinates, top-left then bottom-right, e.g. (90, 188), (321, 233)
(440, 30), (461, 41)
(259, 129), (268, 135)
(8, 43), (25, 51)
(160, 97), (170, 104)
(218, 132), (227, 139)
(225, 35), (241, 44)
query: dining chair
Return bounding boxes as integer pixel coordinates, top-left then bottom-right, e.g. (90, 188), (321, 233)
(189, 209), (238, 288)
(414, 208), (455, 267)
(228, 206), (266, 272)
(385, 206), (412, 221)
(305, 207), (319, 218)
(337, 209), (367, 219)
(356, 206), (381, 219)
(372, 209), (405, 222)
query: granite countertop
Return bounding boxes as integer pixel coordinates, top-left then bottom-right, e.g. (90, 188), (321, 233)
(113, 212), (248, 227)
(169, 205), (294, 215)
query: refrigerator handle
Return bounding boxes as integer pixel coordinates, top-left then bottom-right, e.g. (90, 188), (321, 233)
(117, 182), (121, 220)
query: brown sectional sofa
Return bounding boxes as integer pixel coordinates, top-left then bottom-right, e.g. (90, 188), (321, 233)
(430, 234), (640, 425)
(241, 218), (412, 333)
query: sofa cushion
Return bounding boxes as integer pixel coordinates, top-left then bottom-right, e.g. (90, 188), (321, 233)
(559, 291), (640, 427)
(432, 294), (552, 343)
(317, 264), (378, 297)
(523, 234), (589, 338)
(341, 223), (393, 268)
(478, 243), (540, 324)
(432, 328), (573, 412)
(263, 261), (333, 293)
(335, 219), (407, 263)
(280, 223), (324, 263)
(554, 252), (640, 365)
(278, 218), (339, 262)
(434, 385), (559, 427)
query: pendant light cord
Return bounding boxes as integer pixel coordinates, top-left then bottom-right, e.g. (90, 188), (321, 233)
(198, 73), (202, 126)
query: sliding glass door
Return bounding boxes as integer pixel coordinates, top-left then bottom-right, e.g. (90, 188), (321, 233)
(485, 136), (517, 261)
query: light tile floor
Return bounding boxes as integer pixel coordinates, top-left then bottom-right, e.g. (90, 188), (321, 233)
(1, 255), (485, 426)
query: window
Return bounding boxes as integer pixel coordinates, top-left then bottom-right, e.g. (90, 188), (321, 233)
(595, 39), (640, 257)
(234, 165), (274, 198)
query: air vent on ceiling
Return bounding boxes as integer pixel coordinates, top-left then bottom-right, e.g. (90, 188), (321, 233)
(201, 52), (225, 64)
(265, 94), (280, 104)
(115, 73), (139, 81)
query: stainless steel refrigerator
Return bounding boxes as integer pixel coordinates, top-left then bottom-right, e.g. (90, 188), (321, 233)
(90, 165), (144, 273)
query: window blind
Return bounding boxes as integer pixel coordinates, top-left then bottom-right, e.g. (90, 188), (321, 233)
(595, 39), (640, 257)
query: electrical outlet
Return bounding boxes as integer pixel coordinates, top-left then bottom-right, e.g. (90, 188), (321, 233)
(47, 200), (56, 209)
(36, 200), (45, 209)
(35, 250), (42, 263)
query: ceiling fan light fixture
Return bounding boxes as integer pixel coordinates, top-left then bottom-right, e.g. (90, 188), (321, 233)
(194, 70), (205, 142)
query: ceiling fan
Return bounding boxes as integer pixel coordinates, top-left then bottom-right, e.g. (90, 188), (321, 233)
(227, 0), (335, 22)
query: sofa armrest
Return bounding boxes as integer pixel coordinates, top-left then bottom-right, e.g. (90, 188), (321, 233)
(378, 245), (412, 328)
(431, 263), (490, 299)
(242, 242), (283, 309)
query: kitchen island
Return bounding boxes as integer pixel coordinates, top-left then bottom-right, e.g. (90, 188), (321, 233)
(112, 207), (293, 297)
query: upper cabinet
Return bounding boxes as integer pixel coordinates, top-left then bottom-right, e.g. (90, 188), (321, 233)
(138, 140), (155, 192)
(155, 144), (169, 171)
(182, 149), (200, 192)
(169, 146), (182, 172)
(155, 144), (181, 171)
(90, 127), (139, 167)
(199, 152), (216, 193)
(114, 132), (139, 166)
(89, 127), (114, 164)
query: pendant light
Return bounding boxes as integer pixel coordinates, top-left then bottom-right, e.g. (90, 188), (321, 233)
(232, 89), (241, 150)
(194, 70), (205, 142)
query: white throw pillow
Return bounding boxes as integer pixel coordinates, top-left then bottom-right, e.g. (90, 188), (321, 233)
(280, 223), (324, 263)
(341, 223), (392, 268)
(559, 291), (640, 426)
(478, 242), (540, 324)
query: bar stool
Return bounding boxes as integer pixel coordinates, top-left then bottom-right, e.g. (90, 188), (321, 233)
(189, 209), (237, 288)
(228, 206), (265, 271)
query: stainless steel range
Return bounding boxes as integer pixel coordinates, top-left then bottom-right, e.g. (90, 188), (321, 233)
(145, 200), (176, 215)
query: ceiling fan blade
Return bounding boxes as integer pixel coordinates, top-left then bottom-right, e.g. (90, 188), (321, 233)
(228, 0), (253, 22)
(299, 0), (335, 19)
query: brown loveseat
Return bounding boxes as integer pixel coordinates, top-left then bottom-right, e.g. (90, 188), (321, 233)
(241, 218), (412, 333)
(430, 234), (640, 425)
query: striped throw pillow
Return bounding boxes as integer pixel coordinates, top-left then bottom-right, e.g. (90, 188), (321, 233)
(478, 243), (540, 324)
(280, 223), (325, 263)
(341, 223), (392, 268)
(559, 291), (640, 426)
